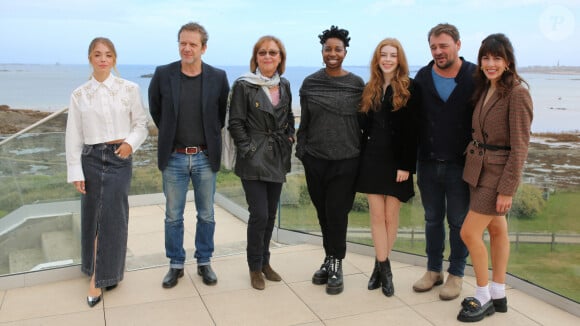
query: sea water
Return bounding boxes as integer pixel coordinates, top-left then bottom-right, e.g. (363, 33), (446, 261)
(0, 63), (578, 132)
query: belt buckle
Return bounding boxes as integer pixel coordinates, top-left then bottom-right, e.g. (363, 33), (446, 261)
(185, 146), (199, 155)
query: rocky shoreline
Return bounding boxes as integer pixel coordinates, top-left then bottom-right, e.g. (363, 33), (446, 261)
(1, 106), (578, 189)
(0, 105), (158, 135)
(0, 105), (67, 134)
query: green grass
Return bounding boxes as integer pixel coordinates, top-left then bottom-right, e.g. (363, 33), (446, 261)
(508, 243), (580, 302)
(1, 161), (579, 302)
(275, 189), (580, 302)
(508, 191), (580, 233)
(216, 168), (242, 187)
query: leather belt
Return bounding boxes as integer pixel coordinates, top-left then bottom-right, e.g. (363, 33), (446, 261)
(86, 142), (122, 148)
(174, 145), (207, 155)
(472, 140), (511, 151)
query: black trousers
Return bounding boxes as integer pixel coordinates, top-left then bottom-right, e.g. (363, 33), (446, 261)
(242, 179), (283, 271)
(302, 153), (359, 259)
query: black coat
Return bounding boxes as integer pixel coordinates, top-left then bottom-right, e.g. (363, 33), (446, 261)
(228, 79), (295, 183)
(148, 61), (230, 172)
(414, 58), (476, 163)
(360, 81), (420, 173)
(355, 81), (420, 202)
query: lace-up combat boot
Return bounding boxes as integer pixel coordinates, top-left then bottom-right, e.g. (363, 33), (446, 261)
(326, 256), (343, 295)
(312, 256), (331, 285)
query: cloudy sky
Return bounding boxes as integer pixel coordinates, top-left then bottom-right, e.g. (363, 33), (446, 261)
(0, 0), (578, 67)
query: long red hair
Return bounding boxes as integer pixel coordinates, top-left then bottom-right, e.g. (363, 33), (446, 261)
(360, 38), (410, 112)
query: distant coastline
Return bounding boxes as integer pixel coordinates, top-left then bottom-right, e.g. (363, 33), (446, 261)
(2, 63), (580, 76)
(1, 64), (579, 133)
(518, 65), (580, 75)
(136, 66), (580, 78)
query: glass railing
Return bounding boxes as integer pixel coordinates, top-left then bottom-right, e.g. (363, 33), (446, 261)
(0, 109), (163, 275)
(1, 110), (578, 304)
(274, 135), (580, 303)
(0, 110), (76, 275)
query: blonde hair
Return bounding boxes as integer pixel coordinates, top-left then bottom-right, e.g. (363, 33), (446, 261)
(88, 37), (120, 76)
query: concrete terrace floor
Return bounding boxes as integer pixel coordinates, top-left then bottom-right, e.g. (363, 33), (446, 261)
(0, 201), (578, 326)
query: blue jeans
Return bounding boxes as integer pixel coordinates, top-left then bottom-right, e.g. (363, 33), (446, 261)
(162, 151), (216, 268)
(417, 160), (469, 277)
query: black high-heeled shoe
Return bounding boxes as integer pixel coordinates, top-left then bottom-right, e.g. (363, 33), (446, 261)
(87, 294), (102, 307)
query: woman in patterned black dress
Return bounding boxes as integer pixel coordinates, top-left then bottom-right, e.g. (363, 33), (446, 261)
(356, 38), (419, 297)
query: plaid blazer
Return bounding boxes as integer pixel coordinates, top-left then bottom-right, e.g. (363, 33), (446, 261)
(463, 83), (533, 195)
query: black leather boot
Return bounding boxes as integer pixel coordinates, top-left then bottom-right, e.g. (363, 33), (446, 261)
(326, 257), (343, 295)
(312, 256), (331, 285)
(367, 258), (380, 290)
(379, 258), (394, 297)
(162, 268), (184, 288)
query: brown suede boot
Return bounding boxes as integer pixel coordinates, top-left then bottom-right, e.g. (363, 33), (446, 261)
(250, 270), (265, 290)
(439, 274), (463, 300)
(412, 271), (444, 292)
(262, 264), (282, 282)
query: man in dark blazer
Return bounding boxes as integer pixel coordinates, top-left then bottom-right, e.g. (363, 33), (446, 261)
(149, 22), (229, 289)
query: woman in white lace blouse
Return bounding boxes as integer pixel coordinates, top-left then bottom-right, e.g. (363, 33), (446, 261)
(65, 37), (148, 307)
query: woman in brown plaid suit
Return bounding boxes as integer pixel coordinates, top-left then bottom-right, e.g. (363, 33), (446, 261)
(457, 34), (533, 323)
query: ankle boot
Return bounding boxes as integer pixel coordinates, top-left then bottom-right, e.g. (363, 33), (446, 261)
(312, 255), (331, 285)
(412, 271), (444, 292)
(326, 257), (343, 295)
(262, 264), (282, 282)
(250, 270), (265, 290)
(379, 258), (394, 297)
(367, 258), (380, 290)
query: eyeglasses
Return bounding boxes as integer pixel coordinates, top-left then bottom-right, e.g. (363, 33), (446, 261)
(257, 50), (280, 57)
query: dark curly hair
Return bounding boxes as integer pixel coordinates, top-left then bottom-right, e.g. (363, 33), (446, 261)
(318, 25), (351, 47)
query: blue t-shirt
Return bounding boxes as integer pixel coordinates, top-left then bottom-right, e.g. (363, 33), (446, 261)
(432, 69), (456, 102)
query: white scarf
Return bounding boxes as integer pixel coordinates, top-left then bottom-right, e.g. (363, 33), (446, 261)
(238, 68), (280, 102)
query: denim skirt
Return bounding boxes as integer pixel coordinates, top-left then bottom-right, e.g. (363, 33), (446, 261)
(80, 143), (132, 288)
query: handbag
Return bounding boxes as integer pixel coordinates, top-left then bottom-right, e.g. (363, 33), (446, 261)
(221, 108), (236, 170)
